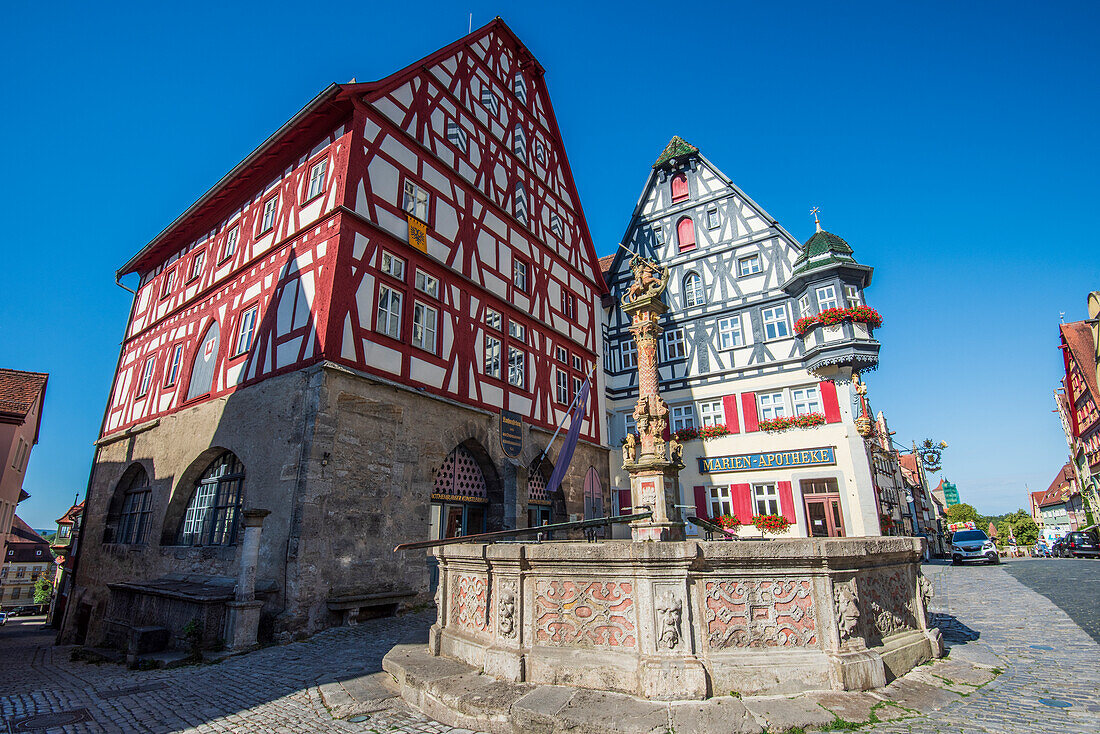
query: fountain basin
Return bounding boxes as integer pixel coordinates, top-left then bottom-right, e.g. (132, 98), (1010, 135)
(427, 537), (942, 700)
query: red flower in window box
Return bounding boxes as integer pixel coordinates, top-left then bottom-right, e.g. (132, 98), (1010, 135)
(716, 514), (741, 530)
(758, 413), (826, 432)
(752, 514), (790, 534)
(672, 424), (732, 442)
(794, 306), (882, 336)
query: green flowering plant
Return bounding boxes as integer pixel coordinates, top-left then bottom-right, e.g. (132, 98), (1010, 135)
(758, 412), (826, 432)
(794, 306), (882, 336)
(752, 513), (790, 534)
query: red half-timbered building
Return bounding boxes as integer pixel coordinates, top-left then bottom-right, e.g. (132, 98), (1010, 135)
(66, 20), (610, 649)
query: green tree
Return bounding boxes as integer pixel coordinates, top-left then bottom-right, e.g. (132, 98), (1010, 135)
(996, 520), (1014, 546)
(1010, 516), (1039, 547)
(944, 503), (980, 525)
(33, 575), (52, 605)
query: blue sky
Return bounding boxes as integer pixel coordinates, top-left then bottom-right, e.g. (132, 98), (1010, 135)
(3, 1), (1097, 529)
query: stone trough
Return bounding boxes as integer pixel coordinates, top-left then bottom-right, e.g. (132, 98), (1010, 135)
(418, 536), (941, 701)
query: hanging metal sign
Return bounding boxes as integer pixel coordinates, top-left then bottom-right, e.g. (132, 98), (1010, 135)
(500, 409), (523, 458)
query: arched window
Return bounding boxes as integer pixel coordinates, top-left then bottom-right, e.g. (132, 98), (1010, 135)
(677, 216), (696, 252)
(178, 451), (244, 546)
(671, 173), (689, 202)
(683, 272), (705, 307)
(187, 321), (220, 401)
(105, 464), (152, 545)
(431, 446), (488, 539)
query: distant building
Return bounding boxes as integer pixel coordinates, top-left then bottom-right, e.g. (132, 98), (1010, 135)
(1, 516), (52, 611)
(0, 369), (48, 560)
(1057, 313), (1100, 526)
(899, 452), (946, 556)
(1036, 463), (1086, 545)
(48, 500), (83, 627)
(602, 137), (883, 539)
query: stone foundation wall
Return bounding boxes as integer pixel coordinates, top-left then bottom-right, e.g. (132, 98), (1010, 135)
(65, 362), (611, 646)
(429, 537), (942, 699)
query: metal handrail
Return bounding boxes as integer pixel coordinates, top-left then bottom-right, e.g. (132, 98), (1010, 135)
(687, 516), (738, 541)
(393, 511), (654, 552)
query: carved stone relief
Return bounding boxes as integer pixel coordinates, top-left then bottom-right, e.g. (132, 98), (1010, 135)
(704, 579), (817, 649)
(533, 580), (637, 648)
(654, 589), (684, 651)
(450, 573), (490, 634)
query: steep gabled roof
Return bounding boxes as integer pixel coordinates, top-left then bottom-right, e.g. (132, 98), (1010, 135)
(0, 369), (48, 440)
(7, 515), (49, 546)
(55, 501), (84, 526)
(1039, 462), (1076, 507)
(1062, 320), (1099, 409)
(653, 136), (699, 169)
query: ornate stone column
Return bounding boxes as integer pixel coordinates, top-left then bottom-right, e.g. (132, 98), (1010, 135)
(620, 256), (684, 541)
(226, 508), (270, 651)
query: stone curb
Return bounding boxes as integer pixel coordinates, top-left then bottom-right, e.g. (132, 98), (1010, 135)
(377, 643), (1000, 733)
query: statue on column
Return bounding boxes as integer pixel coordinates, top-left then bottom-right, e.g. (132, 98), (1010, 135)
(622, 255), (670, 305)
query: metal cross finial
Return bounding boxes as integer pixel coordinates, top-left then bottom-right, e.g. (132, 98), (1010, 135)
(810, 206), (822, 232)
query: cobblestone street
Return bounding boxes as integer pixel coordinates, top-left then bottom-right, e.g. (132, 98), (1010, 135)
(1, 560), (1097, 733)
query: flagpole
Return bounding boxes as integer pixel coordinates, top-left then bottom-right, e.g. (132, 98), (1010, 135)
(531, 362), (596, 471)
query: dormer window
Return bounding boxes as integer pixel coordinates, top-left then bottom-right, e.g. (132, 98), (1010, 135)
(671, 173), (689, 202)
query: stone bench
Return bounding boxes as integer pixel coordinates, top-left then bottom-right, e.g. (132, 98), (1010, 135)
(327, 590), (416, 625)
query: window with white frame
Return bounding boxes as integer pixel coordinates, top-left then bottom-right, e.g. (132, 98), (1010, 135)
(381, 251), (405, 280)
(484, 335), (501, 378)
(223, 225), (239, 260)
(571, 375), (582, 399)
(307, 159), (327, 200)
(791, 386), (822, 416)
(753, 483), (780, 516)
(571, 354), (582, 371)
(446, 119), (468, 153)
(161, 269), (175, 298)
(165, 344), (183, 387)
(402, 180), (429, 222)
(758, 391), (786, 420)
(189, 250), (205, 281)
(798, 294), (812, 316)
(556, 368), (569, 404)
(508, 347), (525, 388)
(664, 327), (686, 360)
(259, 197), (278, 233)
(513, 259), (528, 291)
(555, 346), (567, 363)
(706, 205), (720, 229)
(485, 309), (501, 330)
(717, 315), (743, 349)
(513, 72), (527, 104)
(621, 340), (637, 370)
(412, 302), (438, 352)
(708, 486), (733, 519)
(513, 124), (526, 159)
(508, 320), (525, 341)
(761, 305), (789, 339)
(654, 224), (664, 245)
(816, 285), (839, 311)
(376, 285), (402, 339)
(625, 414), (637, 437)
(699, 400), (724, 427)
(683, 272), (705, 307)
(844, 285), (862, 306)
(137, 357), (156, 396)
(671, 404), (695, 431)
(549, 212), (564, 238)
(415, 270), (439, 298)
(737, 254), (762, 276)
(235, 306), (259, 355)
(480, 83), (499, 114)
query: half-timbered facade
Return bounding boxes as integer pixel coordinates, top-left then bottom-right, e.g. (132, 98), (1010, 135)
(1057, 314), (1100, 519)
(65, 20), (609, 649)
(603, 138), (883, 539)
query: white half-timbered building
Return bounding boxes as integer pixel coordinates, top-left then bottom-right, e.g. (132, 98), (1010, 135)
(603, 138), (883, 540)
(65, 19), (610, 650)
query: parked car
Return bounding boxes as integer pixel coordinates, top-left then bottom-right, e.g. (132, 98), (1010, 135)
(0, 611), (7, 626)
(951, 529), (1000, 565)
(1065, 530), (1099, 558)
(1051, 536), (1068, 557)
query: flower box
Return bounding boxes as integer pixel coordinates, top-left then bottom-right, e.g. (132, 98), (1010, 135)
(794, 306), (882, 336)
(672, 424), (732, 442)
(758, 412), (826, 433)
(752, 514), (790, 534)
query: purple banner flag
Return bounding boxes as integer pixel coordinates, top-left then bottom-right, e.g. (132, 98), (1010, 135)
(545, 377), (591, 496)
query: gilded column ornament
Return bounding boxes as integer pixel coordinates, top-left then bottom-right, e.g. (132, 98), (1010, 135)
(853, 373), (873, 438)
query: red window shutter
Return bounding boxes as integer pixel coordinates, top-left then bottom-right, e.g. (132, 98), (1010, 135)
(732, 484), (754, 523)
(722, 394), (740, 433)
(618, 488), (633, 514)
(741, 392), (759, 432)
(693, 486), (708, 519)
(778, 481), (796, 524)
(671, 173), (688, 202)
(820, 380), (841, 423)
(677, 217), (696, 251)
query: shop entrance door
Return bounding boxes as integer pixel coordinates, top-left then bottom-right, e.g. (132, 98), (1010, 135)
(800, 478), (845, 538)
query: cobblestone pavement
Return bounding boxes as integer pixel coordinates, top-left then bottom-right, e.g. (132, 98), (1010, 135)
(1, 560), (1097, 733)
(1003, 556), (1100, 644)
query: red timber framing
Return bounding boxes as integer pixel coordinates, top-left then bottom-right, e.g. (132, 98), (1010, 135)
(102, 19), (608, 444)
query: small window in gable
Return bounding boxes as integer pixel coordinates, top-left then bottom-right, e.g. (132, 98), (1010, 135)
(514, 182), (528, 224)
(480, 83), (499, 115)
(706, 205), (720, 229)
(307, 159), (327, 201)
(446, 119), (468, 153)
(514, 72), (527, 104)
(549, 212), (564, 238)
(653, 224), (664, 245)
(677, 216), (696, 252)
(534, 139), (546, 165)
(671, 173), (689, 202)
(513, 124), (527, 160)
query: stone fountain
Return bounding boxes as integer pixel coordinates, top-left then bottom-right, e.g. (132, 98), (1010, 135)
(384, 255), (942, 714)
